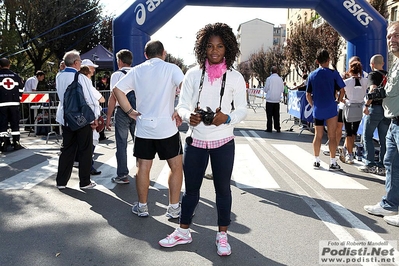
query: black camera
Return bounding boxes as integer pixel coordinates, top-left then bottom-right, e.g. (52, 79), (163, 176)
(367, 87), (386, 101)
(197, 106), (215, 125)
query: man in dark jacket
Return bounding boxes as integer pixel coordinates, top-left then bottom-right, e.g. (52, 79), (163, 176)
(0, 58), (24, 152)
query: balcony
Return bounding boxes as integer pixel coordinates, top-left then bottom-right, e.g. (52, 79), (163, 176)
(312, 17), (325, 29)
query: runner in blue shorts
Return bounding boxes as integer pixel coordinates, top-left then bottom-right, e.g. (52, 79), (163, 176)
(306, 49), (345, 171)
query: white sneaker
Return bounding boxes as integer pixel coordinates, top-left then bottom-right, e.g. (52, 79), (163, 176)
(216, 232), (231, 256)
(384, 215), (399, 226)
(80, 181), (96, 189)
(159, 228), (192, 247)
(364, 203), (398, 216)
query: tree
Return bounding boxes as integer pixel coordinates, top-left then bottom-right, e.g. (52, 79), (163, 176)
(264, 45), (291, 81)
(1, 0), (102, 75)
(237, 61), (252, 84)
(285, 23), (321, 76)
(249, 47), (268, 87)
(285, 21), (343, 75)
(165, 54), (188, 74)
(370, 0), (388, 18)
(319, 24), (344, 70)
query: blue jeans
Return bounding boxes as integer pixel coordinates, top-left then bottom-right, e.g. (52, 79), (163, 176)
(362, 105), (390, 167)
(180, 140), (235, 227)
(381, 120), (399, 211)
(115, 107), (136, 177)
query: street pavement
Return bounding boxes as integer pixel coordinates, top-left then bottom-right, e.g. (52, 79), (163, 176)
(1, 103), (399, 266)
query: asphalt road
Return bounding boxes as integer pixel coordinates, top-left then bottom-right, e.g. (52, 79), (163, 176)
(1, 103), (398, 266)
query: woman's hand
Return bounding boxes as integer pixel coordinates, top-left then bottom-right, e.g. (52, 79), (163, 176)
(189, 112), (202, 126)
(212, 108), (229, 126)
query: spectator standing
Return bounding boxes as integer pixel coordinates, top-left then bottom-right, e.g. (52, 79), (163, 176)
(158, 22), (247, 256)
(283, 82), (289, 104)
(306, 49), (345, 171)
(263, 66), (284, 132)
(340, 61), (368, 164)
(76, 64), (103, 176)
(59, 61), (66, 71)
(106, 49), (136, 184)
(112, 40), (184, 218)
(0, 58), (24, 152)
(24, 70), (45, 128)
(24, 70), (45, 92)
(358, 54), (390, 175)
(364, 21), (399, 226)
(55, 50), (100, 190)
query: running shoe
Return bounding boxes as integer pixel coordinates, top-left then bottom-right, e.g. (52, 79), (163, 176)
(313, 162), (320, 169)
(216, 232), (231, 256)
(329, 163), (341, 171)
(111, 175), (130, 184)
(166, 204), (181, 219)
(80, 181), (96, 189)
(358, 165), (377, 174)
(132, 203), (149, 217)
(159, 228), (192, 247)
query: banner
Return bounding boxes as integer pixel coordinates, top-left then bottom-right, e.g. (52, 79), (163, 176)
(287, 91), (313, 122)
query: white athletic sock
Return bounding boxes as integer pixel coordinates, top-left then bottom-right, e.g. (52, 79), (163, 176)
(315, 156), (320, 163)
(138, 202), (147, 208)
(330, 158), (337, 165)
(170, 203), (179, 209)
(177, 227), (190, 234)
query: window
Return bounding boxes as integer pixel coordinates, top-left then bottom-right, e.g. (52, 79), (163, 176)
(391, 7), (398, 22)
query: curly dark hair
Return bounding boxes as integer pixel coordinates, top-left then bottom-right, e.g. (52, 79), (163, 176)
(194, 22), (240, 70)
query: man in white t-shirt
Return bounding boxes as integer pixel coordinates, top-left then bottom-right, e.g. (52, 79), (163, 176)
(106, 49), (135, 185)
(113, 40), (184, 218)
(24, 70), (45, 92)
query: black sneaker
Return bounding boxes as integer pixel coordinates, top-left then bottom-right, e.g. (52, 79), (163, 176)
(313, 162), (320, 169)
(329, 163), (341, 171)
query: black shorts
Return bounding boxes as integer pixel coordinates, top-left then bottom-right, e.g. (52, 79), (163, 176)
(337, 109), (343, 123)
(133, 132), (183, 160)
(314, 118), (325, 126)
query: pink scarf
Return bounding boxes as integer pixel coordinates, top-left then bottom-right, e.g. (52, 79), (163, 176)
(205, 58), (227, 85)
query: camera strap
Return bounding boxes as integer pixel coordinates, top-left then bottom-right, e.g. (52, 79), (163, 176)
(196, 67), (227, 109)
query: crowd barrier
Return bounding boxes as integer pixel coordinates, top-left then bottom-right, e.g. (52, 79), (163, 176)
(19, 90), (111, 140)
(247, 88), (265, 112)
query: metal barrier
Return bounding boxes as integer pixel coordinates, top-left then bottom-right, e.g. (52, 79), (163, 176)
(19, 90), (112, 141)
(247, 88), (265, 113)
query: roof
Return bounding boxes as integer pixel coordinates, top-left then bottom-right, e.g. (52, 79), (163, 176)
(237, 18), (275, 31)
(81, 44), (114, 70)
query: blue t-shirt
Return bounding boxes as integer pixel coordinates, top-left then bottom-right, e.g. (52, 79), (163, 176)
(306, 67), (345, 120)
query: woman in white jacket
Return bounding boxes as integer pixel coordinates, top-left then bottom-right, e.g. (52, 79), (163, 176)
(159, 22), (247, 256)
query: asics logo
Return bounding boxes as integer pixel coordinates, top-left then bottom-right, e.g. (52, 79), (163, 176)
(343, 0), (373, 26)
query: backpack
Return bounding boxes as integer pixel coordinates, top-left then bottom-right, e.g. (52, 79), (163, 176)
(63, 72), (95, 131)
(117, 69), (136, 109)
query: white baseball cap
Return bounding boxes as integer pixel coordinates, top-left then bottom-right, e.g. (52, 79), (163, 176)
(81, 59), (99, 68)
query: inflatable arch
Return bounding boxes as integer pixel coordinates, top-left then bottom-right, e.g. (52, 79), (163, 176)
(113, 0), (387, 72)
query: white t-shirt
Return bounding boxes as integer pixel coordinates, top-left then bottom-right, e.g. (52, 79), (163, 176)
(115, 58), (184, 139)
(24, 76), (38, 92)
(343, 76), (368, 104)
(110, 67), (132, 107)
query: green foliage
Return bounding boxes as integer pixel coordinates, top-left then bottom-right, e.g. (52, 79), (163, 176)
(0, 0), (105, 78)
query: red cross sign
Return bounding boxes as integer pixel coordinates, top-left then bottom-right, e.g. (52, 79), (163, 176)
(1, 78), (18, 90)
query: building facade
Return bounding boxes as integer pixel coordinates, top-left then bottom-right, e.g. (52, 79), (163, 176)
(237, 18), (274, 65)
